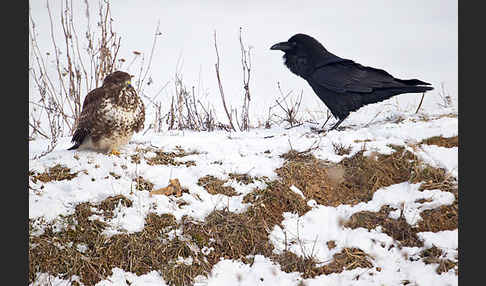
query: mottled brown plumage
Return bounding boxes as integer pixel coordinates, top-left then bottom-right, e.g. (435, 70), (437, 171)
(68, 71), (145, 153)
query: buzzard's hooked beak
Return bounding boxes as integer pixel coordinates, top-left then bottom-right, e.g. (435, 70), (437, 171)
(270, 41), (296, 51)
(126, 80), (132, 88)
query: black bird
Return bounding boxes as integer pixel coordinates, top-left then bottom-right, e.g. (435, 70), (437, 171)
(270, 33), (433, 130)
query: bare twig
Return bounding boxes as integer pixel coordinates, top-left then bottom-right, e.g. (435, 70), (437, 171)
(238, 27), (252, 131)
(273, 82), (303, 127)
(214, 31), (236, 131)
(415, 92), (425, 114)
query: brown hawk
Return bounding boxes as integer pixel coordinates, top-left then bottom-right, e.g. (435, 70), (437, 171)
(68, 71), (145, 154)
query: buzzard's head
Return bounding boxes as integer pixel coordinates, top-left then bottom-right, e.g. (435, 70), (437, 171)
(102, 71), (133, 88)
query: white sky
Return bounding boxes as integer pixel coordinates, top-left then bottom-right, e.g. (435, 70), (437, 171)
(29, 0), (457, 122)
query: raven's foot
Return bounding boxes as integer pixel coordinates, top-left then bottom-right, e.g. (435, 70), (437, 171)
(329, 118), (345, 131)
(310, 126), (328, 134)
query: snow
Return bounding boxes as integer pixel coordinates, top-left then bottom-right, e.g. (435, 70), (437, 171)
(29, 110), (457, 285)
(415, 145), (458, 178)
(95, 269), (168, 286)
(197, 255), (302, 286)
(269, 182), (457, 285)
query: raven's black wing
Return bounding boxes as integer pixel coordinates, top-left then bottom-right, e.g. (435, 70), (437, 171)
(310, 60), (430, 94)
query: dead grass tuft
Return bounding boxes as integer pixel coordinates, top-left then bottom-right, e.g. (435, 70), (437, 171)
(417, 173), (458, 233)
(130, 147), (198, 167)
(275, 247), (374, 278)
(419, 245), (457, 274)
(97, 195), (133, 219)
(280, 149), (315, 162)
(228, 173), (263, 185)
(326, 240), (337, 250)
(274, 251), (320, 278)
(319, 247), (374, 275)
(133, 176), (155, 191)
(197, 175), (238, 196)
(345, 183), (457, 246)
(344, 206), (423, 247)
(130, 153), (142, 164)
(420, 136), (458, 148)
(332, 142), (352, 155)
(30, 164), (79, 183)
(416, 204), (458, 232)
(145, 148), (198, 167)
(108, 172), (121, 179)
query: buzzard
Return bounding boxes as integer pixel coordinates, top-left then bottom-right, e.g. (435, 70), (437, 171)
(68, 71), (145, 155)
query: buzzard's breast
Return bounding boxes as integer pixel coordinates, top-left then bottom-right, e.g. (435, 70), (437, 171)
(102, 98), (144, 129)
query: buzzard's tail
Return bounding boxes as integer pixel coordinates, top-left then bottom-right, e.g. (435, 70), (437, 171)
(68, 142), (81, 150)
(68, 128), (89, 151)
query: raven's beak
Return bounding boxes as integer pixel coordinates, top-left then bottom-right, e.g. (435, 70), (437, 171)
(270, 41), (295, 51)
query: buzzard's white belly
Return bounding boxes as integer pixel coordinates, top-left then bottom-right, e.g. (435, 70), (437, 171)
(103, 100), (143, 126)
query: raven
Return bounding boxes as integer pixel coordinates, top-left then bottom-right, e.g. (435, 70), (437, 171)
(271, 33), (433, 130)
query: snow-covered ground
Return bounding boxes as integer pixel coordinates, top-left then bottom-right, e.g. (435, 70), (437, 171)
(29, 2), (457, 284)
(29, 105), (458, 286)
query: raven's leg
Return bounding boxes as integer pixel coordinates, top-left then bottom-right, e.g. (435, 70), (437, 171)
(329, 118), (345, 130)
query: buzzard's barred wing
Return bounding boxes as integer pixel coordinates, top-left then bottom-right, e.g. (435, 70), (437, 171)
(68, 87), (107, 149)
(134, 99), (145, 133)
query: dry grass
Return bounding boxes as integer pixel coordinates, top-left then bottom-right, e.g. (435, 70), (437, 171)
(277, 144), (457, 249)
(133, 176), (155, 191)
(419, 246), (457, 274)
(345, 199), (457, 247)
(420, 136), (458, 148)
(228, 173), (267, 185)
(129, 146), (198, 166)
(30, 164), (79, 183)
(197, 173), (268, 196)
(29, 179), (311, 286)
(98, 195), (133, 217)
(326, 240), (337, 250)
(319, 247), (374, 275)
(276, 145), (457, 208)
(279, 149), (315, 162)
(416, 204), (458, 232)
(332, 142), (352, 155)
(29, 143), (458, 284)
(29, 196), (208, 286)
(197, 175), (238, 196)
(274, 251), (320, 278)
(345, 205), (423, 247)
(144, 147), (198, 167)
(274, 247), (373, 278)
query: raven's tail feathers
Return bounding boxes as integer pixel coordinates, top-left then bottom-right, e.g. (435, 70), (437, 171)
(360, 85), (433, 107)
(396, 78), (432, 86)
